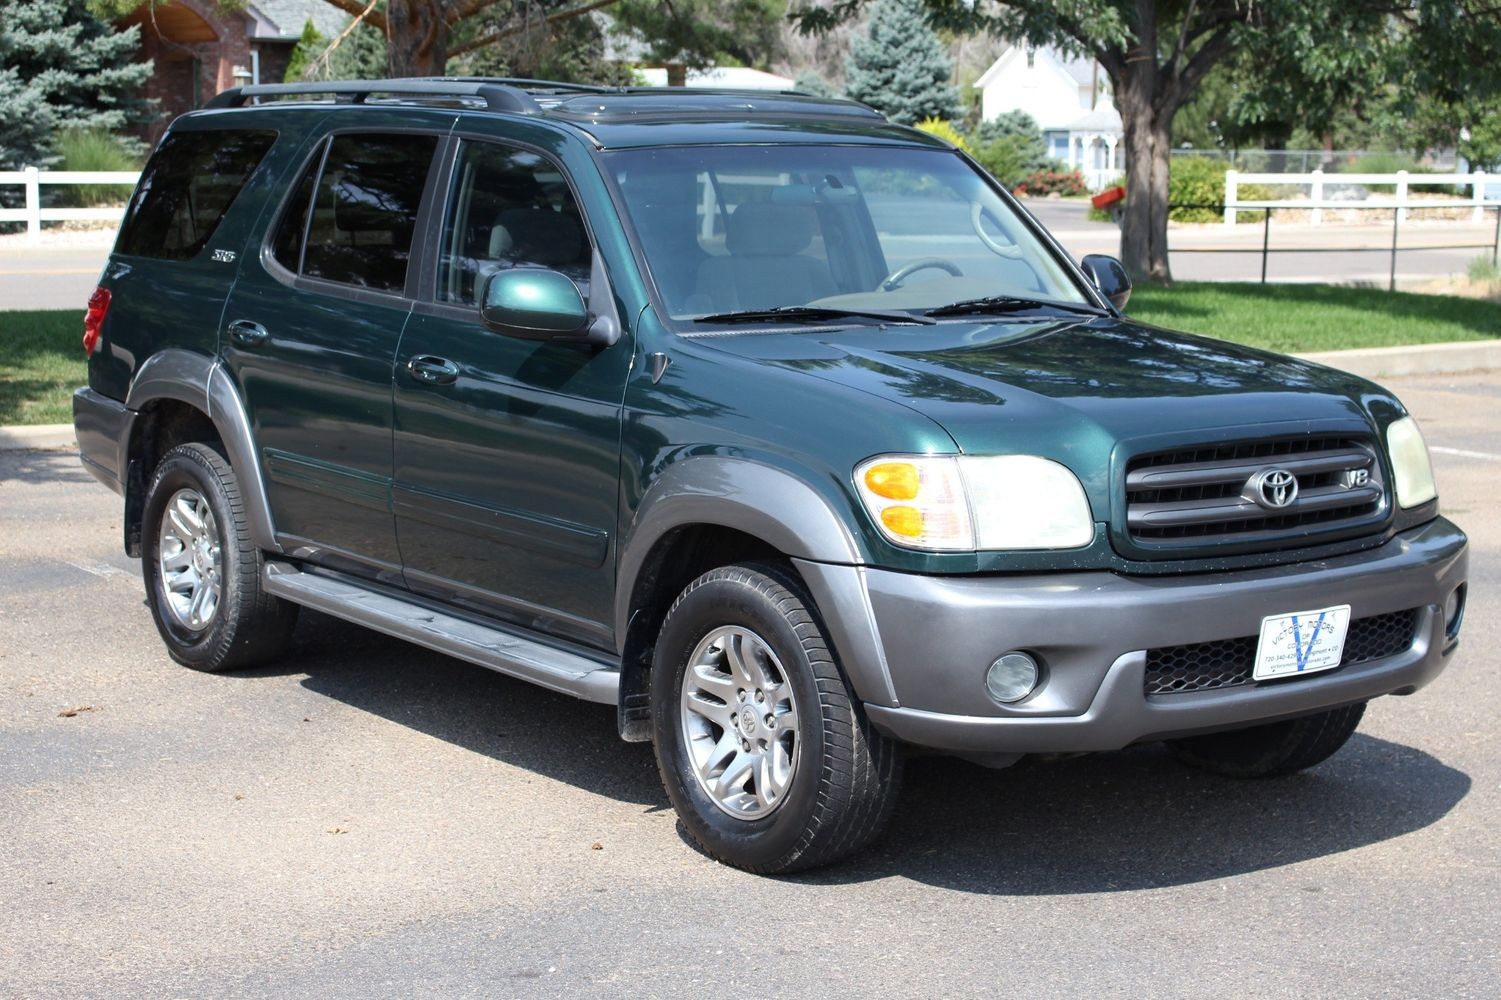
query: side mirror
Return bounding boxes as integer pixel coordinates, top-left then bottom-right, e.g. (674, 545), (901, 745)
(481, 268), (607, 344)
(1080, 254), (1132, 311)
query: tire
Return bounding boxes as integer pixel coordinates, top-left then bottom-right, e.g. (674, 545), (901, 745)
(1169, 702), (1366, 779)
(141, 442), (298, 672)
(650, 562), (902, 874)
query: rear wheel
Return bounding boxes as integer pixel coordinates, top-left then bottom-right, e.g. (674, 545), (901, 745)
(141, 443), (298, 671)
(1169, 702), (1366, 779)
(651, 562), (902, 874)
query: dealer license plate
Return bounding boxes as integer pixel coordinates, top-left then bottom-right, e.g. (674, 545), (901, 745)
(1252, 605), (1352, 681)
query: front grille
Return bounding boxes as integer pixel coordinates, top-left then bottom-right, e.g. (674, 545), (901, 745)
(1143, 608), (1421, 696)
(1124, 435), (1387, 551)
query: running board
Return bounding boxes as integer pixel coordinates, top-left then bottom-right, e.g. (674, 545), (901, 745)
(261, 563), (619, 704)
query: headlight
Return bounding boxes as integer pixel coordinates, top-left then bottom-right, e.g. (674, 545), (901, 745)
(1386, 415), (1437, 508)
(854, 454), (1094, 552)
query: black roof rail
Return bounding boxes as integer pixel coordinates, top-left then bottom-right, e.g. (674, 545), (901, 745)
(205, 79), (540, 113)
(413, 76), (622, 95)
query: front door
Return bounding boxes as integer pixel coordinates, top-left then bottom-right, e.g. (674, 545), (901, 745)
(223, 121), (446, 577)
(392, 138), (632, 649)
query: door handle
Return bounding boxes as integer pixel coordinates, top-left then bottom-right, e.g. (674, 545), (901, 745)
(406, 355), (460, 386)
(227, 319), (269, 348)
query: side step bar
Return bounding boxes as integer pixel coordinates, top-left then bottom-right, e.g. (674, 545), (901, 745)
(261, 563), (619, 704)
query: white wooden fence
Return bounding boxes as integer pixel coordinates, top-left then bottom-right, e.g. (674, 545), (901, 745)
(0, 167), (140, 242)
(1223, 169), (1499, 226)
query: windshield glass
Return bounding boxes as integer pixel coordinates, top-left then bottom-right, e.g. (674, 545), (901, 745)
(606, 144), (1091, 323)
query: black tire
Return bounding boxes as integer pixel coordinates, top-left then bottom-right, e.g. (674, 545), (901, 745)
(141, 442), (298, 672)
(650, 562), (903, 874)
(1169, 702), (1366, 779)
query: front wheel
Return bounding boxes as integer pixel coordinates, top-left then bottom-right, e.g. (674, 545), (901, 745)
(1169, 702), (1366, 779)
(650, 563), (902, 874)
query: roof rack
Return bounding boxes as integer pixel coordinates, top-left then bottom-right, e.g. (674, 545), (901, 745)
(205, 79), (542, 114)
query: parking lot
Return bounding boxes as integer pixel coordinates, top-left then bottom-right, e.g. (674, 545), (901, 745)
(1, 371), (1497, 997)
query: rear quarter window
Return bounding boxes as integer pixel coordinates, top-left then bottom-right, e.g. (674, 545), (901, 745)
(116, 129), (277, 261)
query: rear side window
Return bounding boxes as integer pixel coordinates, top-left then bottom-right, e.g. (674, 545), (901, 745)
(300, 133), (438, 293)
(116, 129), (277, 261)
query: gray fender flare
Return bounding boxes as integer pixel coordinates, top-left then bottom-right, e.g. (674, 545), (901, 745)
(613, 456), (897, 710)
(126, 348), (280, 553)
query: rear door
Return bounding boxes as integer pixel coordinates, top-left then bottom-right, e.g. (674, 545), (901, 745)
(221, 114), (449, 578)
(93, 125), (280, 403)
(391, 136), (632, 649)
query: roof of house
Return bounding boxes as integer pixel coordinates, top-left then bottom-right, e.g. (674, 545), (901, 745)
(1063, 105), (1122, 133)
(248, 0), (345, 42)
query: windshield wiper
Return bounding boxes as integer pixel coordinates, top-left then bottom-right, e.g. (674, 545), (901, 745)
(924, 295), (1104, 319)
(694, 305), (936, 326)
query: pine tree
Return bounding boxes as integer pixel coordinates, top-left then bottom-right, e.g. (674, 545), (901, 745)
(843, 0), (961, 125)
(0, 0), (152, 169)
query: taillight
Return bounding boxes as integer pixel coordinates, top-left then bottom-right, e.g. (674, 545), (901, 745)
(83, 286), (111, 357)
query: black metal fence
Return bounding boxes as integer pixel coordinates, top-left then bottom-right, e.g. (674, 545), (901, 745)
(1167, 203), (1501, 291)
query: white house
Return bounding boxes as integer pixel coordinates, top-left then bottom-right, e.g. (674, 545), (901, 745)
(973, 46), (1123, 189)
(637, 67), (795, 90)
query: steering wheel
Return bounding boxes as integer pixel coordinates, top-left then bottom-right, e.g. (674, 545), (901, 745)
(881, 257), (964, 291)
(970, 202), (1024, 259)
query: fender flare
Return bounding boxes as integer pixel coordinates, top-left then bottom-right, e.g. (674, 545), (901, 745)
(614, 455), (865, 640)
(125, 349), (281, 553)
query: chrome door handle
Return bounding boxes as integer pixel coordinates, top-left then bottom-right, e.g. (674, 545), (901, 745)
(227, 319), (269, 348)
(406, 355), (460, 386)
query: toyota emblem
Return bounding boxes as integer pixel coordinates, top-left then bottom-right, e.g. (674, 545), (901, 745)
(1251, 468), (1299, 509)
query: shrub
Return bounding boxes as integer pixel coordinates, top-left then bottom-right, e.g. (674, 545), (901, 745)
(914, 117), (970, 153)
(793, 69), (835, 98)
(53, 127), (139, 207)
(1013, 169), (1088, 198)
(1169, 156), (1269, 223)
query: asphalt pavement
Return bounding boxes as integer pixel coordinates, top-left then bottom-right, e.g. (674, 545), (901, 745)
(1, 373), (1498, 997)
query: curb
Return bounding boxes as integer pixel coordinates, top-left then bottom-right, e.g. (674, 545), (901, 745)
(0, 423), (75, 452)
(1294, 339), (1501, 379)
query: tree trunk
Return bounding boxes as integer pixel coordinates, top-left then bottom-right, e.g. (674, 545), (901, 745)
(386, 0), (449, 77)
(1116, 81), (1174, 284)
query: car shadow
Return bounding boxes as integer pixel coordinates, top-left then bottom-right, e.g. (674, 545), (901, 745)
(243, 611), (1470, 893)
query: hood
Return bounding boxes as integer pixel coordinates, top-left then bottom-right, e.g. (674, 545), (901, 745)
(696, 316), (1395, 516)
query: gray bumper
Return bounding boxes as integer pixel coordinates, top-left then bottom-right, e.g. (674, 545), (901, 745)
(796, 517), (1468, 754)
(73, 387), (134, 495)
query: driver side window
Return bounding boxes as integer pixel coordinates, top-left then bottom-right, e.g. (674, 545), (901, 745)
(436, 140), (592, 306)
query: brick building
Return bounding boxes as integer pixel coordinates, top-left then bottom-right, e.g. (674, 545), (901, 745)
(121, 0), (343, 140)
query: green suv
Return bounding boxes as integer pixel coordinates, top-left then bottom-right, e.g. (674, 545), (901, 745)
(73, 79), (1469, 873)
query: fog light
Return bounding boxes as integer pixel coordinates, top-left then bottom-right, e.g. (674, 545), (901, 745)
(1444, 585), (1466, 639)
(986, 652), (1039, 704)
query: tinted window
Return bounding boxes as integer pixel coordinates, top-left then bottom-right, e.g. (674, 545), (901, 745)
(116, 129), (277, 261)
(436, 141), (591, 305)
(270, 147), (321, 273)
(302, 133), (438, 293)
(609, 145), (1087, 320)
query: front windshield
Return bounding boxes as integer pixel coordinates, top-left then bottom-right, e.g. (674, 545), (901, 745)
(606, 144), (1091, 323)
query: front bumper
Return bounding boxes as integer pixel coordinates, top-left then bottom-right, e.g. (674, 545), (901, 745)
(73, 386), (134, 495)
(796, 517), (1468, 754)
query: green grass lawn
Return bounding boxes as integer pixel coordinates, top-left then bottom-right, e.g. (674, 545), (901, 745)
(2, 284), (1499, 425)
(1127, 282), (1501, 352)
(0, 310), (85, 425)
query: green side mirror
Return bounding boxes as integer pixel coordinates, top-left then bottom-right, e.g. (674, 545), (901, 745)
(1080, 254), (1132, 311)
(480, 268), (590, 340)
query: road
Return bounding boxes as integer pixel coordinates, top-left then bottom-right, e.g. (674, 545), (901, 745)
(3, 203), (1495, 310)
(1, 372), (1497, 997)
